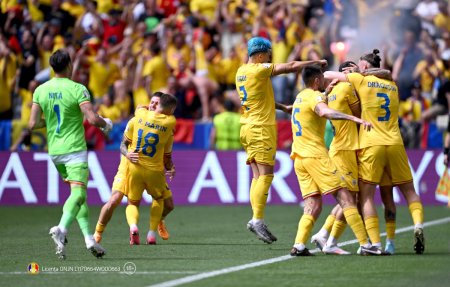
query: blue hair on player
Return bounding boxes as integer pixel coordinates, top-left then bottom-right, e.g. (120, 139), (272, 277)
(247, 37), (272, 57)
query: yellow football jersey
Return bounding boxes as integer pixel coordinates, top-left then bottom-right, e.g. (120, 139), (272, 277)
(124, 109), (176, 171)
(235, 63), (276, 125)
(347, 73), (403, 148)
(327, 82), (360, 151)
(290, 88), (329, 158)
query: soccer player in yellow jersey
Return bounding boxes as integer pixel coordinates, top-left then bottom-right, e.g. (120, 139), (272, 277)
(310, 62), (399, 255)
(94, 93), (176, 244)
(290, 65), (382, 256)
(235, 37), (327, 244)
(122, 93), (177, 245)
(325, 49), (425, 254)
(305, 61), (361, 255)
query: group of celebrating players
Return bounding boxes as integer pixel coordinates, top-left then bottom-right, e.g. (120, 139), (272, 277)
(30, 35), (425, 260)
(236, 37), (425, 256)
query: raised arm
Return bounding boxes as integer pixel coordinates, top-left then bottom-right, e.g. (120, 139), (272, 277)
(275, 102), (292, 114)
(272, 59), (327, 76)
(314, 102), (372, 131)
(324, 71), (348, 82)
(362, 68), (393, 81)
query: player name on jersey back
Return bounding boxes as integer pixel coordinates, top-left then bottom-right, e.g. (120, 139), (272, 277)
(138, 118), (169, 132)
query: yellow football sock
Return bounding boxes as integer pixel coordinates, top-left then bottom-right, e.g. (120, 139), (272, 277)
(95, 222), (105, 234)
(330, 220), (347, 240)
(249, 178), (258, 207)
(252, 174), (273, 219)
(150, 199), (164, 232)
(294, 214), (315, 245)
(385, 220), (396, 240)
(126, 205), (139, 226)
(408, 201), (424, 225)
(364, 216), (381, 245)
(323, 215), (336, 234)
(343, 207), (369, 246)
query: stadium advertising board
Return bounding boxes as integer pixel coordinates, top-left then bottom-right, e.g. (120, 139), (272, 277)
(0, 150), (447, 205)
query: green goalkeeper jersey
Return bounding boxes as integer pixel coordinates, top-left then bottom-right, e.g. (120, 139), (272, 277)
(33, 77), (91, 156)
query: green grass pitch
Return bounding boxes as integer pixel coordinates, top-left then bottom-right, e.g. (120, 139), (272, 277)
(0, 205), (449, 287)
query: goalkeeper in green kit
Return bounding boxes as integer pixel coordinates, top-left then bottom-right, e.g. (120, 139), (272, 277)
(29, 49), (113, 259)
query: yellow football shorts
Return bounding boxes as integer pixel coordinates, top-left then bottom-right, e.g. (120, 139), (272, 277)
(240, 124), (277, 166)
(329, 149), (359, 192)
(127, 163), (172, 202)
(112, 156), (129, 195)
(293, 155), (346, 199)
(358, 145), (413, 185)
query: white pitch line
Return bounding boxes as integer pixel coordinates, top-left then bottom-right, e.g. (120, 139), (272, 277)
(148, 216), (450, 287)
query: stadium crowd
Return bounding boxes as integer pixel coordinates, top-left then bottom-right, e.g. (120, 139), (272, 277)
(1, 0), (450, 151)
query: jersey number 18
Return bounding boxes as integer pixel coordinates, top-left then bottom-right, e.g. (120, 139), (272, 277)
(135, 129), (159, 157)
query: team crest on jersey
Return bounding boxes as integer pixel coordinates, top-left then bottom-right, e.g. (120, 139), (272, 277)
(316, 96), (324, 102)
(262, 63), (271, 68)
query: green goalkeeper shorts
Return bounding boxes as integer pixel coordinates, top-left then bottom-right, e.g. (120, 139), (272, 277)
(55, 162), (89, 186)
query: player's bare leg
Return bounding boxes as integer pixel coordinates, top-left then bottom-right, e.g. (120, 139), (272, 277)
(95, 191), (124, 243)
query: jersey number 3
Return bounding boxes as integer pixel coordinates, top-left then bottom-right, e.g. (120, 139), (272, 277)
(377, 93), (391, 121)
(136, 129), (159, 157)
(292, 108), (302, 136)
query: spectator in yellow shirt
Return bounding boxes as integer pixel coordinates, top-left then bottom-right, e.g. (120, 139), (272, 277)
(97, 92), (122, 123)
(166, 32), (192, 73)
(143, 43), (170, 96)
(190, 0), (218, 27)
(86, 48), (120, 102)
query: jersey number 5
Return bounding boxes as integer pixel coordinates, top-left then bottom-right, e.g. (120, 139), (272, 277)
(377, 93), (391, 121)
(136, 129), (159, 157)
(292, 108), (302, 136)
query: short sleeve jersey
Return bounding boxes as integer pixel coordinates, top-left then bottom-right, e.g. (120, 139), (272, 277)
(290, 88), (329, 158)
(347, 73), (403, 148)
(235, 63), (276, 126)
(32, 77), (90, 155)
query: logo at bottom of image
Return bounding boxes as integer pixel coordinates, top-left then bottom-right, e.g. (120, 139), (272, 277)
(28, 262), (39, 274)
